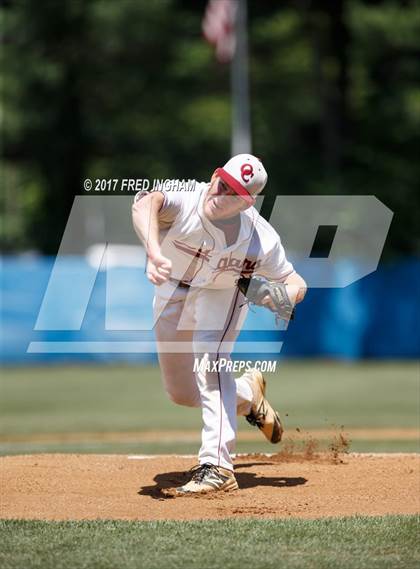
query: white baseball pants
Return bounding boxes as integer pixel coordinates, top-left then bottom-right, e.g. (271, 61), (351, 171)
(153, 282), (255, 471)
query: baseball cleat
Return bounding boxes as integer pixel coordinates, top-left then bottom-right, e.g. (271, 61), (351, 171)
(246, 370), (283, 443)
(164, 463), (238, 496)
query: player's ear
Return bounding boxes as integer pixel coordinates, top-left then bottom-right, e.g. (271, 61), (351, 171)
(210, 170), (218, 183)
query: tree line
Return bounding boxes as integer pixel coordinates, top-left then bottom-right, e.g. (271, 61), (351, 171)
(1, 0), (419, 257)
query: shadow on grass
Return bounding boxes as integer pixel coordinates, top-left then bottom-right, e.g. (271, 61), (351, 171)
(138, 466), (307, 499)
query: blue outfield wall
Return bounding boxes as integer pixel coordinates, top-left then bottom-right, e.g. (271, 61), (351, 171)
(0, 256), (419, 364)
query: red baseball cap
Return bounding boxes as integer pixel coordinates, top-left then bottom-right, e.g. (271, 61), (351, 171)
(216, 154), (268, 204)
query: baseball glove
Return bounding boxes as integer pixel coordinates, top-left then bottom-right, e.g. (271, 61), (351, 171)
(237, 276), (295, 322)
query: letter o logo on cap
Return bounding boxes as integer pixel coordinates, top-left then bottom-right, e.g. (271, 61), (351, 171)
(240, 163), (254, 183)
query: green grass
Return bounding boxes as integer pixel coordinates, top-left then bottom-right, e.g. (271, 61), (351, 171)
(0, 516), (418, 569)
(0, 438), (418, 456)
(0, 362), (418, 454)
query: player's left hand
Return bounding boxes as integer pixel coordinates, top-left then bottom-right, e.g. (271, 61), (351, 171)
(261, 294), (277, 311)
(261, 285), (298, 311)
(237, 276), (295, 322)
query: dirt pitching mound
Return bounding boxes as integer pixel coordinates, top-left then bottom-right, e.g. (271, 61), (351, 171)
(1, 452), (419, 521)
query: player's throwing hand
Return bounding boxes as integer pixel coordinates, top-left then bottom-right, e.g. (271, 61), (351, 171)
(146, 251), (172, 285)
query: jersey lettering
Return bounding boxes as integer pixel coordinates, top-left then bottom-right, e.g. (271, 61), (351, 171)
(214, 253), (262, 280)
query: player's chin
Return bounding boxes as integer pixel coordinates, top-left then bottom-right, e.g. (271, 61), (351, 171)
(204, 206), (229, 222)
(203, 207), (217, 221)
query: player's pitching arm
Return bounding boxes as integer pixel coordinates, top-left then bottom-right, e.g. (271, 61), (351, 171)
(132, 192), (172, 285)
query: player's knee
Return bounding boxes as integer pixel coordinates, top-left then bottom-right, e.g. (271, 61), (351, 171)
(166, 389), (200, 408)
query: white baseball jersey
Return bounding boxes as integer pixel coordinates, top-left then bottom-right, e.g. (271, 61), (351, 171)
(133, 181), (294, 290)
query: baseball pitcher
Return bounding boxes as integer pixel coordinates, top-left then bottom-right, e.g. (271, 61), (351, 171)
(132, 154), (307, 495)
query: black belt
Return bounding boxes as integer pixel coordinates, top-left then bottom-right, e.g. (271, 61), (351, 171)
(170, 278), (190, 289)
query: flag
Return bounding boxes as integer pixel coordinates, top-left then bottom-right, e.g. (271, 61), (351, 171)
(202, 0), (237, 63)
